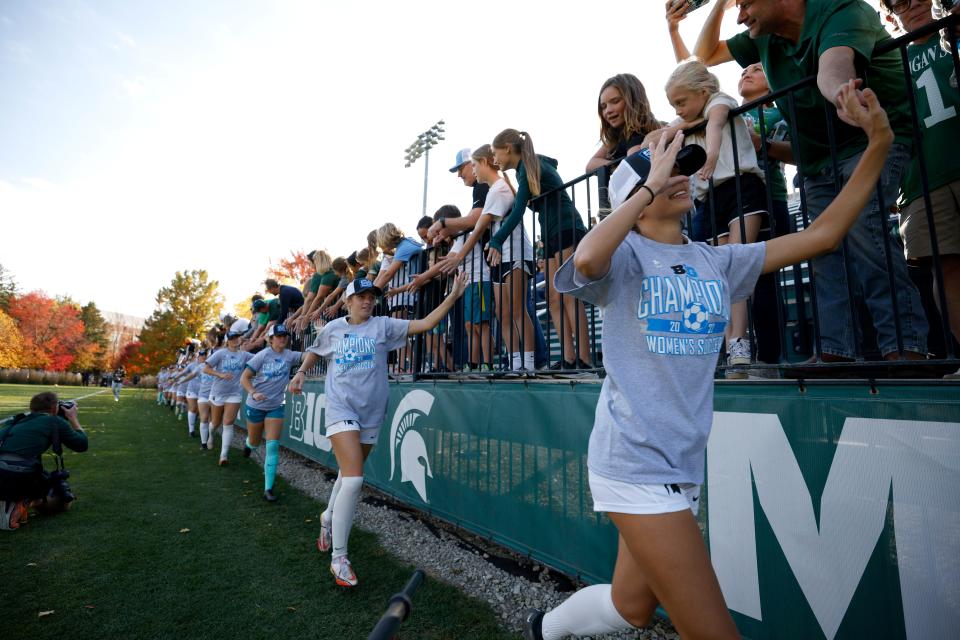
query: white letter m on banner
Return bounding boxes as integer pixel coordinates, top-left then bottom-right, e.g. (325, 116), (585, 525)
(707, 414), (960, 640)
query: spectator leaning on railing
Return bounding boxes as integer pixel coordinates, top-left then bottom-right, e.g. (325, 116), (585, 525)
(882, 0), (960, 378)
(294, 250), (338, 334)
(652, 60), (769, 376)
(264, 278), (304, 324)
(694, 0), (930, 362)
(488, 129), (593, 370)
(585, 73), (664, 174)
(428, 148), (491, 251)
(428, 204), (494, 371)
(666, 3), (794, 366)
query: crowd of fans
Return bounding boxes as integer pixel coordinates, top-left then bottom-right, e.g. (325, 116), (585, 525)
(160, 0), (955, 381)
(148, 0), (960, 387)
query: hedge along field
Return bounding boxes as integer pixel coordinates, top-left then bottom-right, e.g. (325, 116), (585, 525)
(0, 386), (511, 640)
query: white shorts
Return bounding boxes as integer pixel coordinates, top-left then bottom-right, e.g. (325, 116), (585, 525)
(325, 420), (380, 445)
(589, 471), (700, 516)
(198, 396), (212, 405)
(211, 395), (243, 407)
(186, 392), (199, 400)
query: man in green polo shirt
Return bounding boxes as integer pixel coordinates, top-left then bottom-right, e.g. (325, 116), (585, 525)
(691, 0), (928, 362)
(1, 392), (88, 527)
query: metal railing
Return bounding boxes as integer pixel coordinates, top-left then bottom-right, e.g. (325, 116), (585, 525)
(289, 15), (959, 381)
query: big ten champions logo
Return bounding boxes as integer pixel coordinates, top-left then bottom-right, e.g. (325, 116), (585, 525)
(389, 390), (435, 503)
(288, 391), (332, 452)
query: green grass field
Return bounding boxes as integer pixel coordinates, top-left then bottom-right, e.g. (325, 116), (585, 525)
(0, 384), (511, 639)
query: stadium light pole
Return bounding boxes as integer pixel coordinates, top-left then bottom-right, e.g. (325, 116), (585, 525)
(404, 120), (445, 217)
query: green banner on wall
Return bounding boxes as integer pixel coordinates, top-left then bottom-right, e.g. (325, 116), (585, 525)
(270, 380), (960, 640)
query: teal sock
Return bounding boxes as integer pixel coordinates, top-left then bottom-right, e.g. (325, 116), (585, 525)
(245, 436), (260, 450)
(264, 440), (280, 491)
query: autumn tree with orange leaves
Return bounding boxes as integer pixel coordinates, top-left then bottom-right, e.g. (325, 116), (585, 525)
(266, 250), (314, 286)
(7, 292), (87, 371)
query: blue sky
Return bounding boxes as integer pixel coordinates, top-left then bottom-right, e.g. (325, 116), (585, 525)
(0, 0), (885, 318)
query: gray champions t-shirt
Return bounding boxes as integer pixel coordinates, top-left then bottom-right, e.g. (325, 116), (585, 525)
(199, 363), (216, 398)
(307, 316), (410, 428)
(206, 348), (253, 398)
(187, 363), (203, 395)
(244, 348), (302, 410)
(555, 232), (765, 485)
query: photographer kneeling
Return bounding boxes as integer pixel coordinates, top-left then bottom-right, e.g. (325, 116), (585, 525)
(0, 392), (88, 530)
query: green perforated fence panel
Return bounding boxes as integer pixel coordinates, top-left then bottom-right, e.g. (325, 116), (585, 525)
(245, 380), (960, 640)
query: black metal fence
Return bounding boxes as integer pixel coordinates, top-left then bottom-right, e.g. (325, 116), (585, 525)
(290, 15), (959, 381)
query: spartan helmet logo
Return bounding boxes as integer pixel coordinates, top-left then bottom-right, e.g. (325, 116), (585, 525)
(389, 390), (435, 503)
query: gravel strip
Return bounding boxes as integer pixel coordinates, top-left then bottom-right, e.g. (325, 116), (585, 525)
(241, 441), (679, 639)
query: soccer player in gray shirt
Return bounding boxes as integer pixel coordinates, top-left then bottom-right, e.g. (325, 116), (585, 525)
(290, 273), (466, 588)
(523, 85), (895, 640)
(240, 324), (303, 503)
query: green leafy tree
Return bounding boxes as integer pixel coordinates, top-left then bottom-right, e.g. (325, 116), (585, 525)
(72, 302), (111, 371)
(156, 270), (223, 337)
(0, 263), (16, 312)
(131, 271), (223, 372)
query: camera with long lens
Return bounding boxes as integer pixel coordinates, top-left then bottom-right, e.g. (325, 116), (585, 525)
(56, 400), (76, 420)
(48, 468), (75, 504)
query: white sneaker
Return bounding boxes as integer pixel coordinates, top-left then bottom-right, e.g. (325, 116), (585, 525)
(944, 367), (960, 380)
(330, 556), (357, 587)
(727, 338), (752, 366)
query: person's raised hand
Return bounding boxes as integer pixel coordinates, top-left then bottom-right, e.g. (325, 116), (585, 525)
(698, 152), (719, 182)
(62, 403), (78, 422)
(450, 272), (467, 299)
(833, 78), (867, 128)
(646, 130), (686, 195)
(837, 81), (892, 146)
(438, 252), (461, 275)
(485, 245), (502, 267)
(666, 0), (688, 31)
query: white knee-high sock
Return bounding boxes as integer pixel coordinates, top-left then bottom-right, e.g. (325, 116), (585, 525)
(541, 584), (633, 640)
(322, 472), (343, 524)
(331, 476), (363, 560)
(188, 411), (197, 432)
(220, 424), (234, 459)
(200, 421), (210, 444)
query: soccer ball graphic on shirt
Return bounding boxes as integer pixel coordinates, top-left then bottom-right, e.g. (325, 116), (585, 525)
(342, 347), (358, 363)
(682, 301), (710, 333)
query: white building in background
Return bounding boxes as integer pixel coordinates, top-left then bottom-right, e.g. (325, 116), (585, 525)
(103, 311), (145, 365)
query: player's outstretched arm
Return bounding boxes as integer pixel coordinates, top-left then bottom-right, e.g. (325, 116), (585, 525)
(762, 82), (892, 273)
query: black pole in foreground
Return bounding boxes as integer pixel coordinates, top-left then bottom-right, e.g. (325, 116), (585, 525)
(367, 569), (426, 640)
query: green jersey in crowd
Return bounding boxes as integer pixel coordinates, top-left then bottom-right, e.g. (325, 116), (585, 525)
(308, 269), (339, 294)
(900, 36), (960, 207)
(257, 298), (281, 326)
